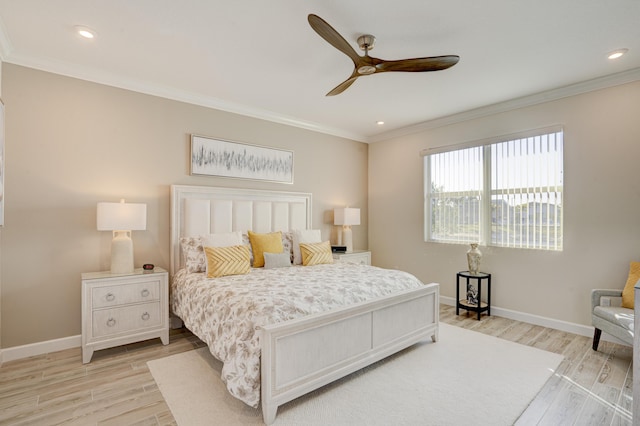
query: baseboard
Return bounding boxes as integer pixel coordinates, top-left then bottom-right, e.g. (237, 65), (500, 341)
(0, 334), (81, 364)
(1, 317), (182, 363)
(440, 296), (629, 346)
(0, 300), (628, 364)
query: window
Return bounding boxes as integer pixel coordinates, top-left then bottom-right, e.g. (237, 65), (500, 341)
(424, 127), (563, 250)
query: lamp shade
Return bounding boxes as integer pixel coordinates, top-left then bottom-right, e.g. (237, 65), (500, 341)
(97, 200), (147, 231)
(334, 207), (360, 226)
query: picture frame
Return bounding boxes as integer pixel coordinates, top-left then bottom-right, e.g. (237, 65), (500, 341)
(190, 135), (293, 184)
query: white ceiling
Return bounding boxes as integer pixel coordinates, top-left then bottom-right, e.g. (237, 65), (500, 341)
(0, 0), (638, 142)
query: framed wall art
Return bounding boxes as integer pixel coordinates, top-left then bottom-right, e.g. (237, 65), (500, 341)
(190, 135), (293, 184)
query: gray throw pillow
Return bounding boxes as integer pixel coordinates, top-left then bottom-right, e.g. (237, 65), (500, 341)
(264, 252), (292, 269)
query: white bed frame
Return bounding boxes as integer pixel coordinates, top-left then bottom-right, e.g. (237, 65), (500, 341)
(170, 185), (439, 424)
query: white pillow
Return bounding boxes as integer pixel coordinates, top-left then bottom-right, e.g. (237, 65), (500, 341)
(201, 231), (242, 248)
(292, 229), (322, 265)
(201, 231), (243, 274)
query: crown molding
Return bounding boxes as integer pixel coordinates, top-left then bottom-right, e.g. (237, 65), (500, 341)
(3, 53), (366, 142)
(3, 49), (639, 145)
(367, 67), (640, 143)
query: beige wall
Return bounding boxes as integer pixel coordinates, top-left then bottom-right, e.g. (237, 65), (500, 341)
(5, 60), (637, 348)
(0, 59), (3, 351)
(369, 81), (640, 327)
(0, 64), (368, 348)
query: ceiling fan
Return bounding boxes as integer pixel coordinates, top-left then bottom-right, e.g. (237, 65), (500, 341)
(308, 14), (460, 96)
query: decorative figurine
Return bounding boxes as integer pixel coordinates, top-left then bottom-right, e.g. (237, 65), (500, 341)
(467, 283), (478, 305)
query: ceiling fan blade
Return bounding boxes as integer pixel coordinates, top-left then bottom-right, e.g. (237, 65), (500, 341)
(308, 14), (460, 96)
(376, 55), (460, 73)
(326, 76), (359, 96)
(308, 14), (360, 64)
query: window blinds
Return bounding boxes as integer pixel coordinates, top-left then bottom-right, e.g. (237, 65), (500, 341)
(424, 126), (563, 250)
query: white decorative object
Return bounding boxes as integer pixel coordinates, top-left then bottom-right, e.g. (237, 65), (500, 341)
(334, 207), (360, 253)
(97, 199), (147, 274)
(81, 268), (169, 363)
(466, 243), (482, 275)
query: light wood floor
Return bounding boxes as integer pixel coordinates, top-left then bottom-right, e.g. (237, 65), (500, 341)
(441, 305), (633, 426)
(0, 305), (633, 425)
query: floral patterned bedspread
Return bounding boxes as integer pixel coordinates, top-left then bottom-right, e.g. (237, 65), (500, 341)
(170, 262), (425, 408)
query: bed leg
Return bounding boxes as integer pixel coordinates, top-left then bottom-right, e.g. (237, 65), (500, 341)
(431, 331), (438, 343)
(262, 403), (277, 425)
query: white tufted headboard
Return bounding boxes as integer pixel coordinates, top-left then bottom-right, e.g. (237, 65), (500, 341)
(170, 185), (312, 275)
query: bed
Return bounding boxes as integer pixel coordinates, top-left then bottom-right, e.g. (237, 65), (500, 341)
(169, 185), (439, 424)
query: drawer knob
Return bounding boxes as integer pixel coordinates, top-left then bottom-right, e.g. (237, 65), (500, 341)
(106, 318), (116, 327)
(105, 293), (115, 302)
(141, 289), (150, 298)
(141, 312), (150, 321)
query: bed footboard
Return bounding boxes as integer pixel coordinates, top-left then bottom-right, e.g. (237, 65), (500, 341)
(259, 282), (439, 424)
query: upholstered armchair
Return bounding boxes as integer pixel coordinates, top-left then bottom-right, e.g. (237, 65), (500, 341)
(591, 289), (634, 351)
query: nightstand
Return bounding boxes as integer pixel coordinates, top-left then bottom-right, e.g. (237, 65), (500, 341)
(332, 250), (371, 266)
(456, 271), (491, 320)
(81, 268), (169, 363)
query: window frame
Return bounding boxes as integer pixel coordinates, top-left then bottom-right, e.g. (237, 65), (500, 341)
(423, 126), (564, 251)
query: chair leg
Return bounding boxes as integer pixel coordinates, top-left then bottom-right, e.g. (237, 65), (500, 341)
(592, 328), (602, 351)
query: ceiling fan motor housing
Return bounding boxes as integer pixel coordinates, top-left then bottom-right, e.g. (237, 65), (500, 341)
(357, 34), (376, 51)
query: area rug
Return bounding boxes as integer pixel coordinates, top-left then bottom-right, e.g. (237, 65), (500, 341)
(147, 323), (563, 425)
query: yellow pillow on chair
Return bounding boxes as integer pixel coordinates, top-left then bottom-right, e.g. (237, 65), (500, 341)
(621, 261), (640, 309)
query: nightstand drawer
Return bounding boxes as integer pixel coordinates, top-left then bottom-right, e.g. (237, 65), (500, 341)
(92, 280), (160, 308)
(92, 302), (161, 338)
(332, 250), (371, 266)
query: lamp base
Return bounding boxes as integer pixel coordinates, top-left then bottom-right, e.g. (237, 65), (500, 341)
(342, 225), (353, 253)
(110, 230), (134, 274)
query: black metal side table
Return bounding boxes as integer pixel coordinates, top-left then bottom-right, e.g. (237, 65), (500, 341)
(456, 271), (491, 320)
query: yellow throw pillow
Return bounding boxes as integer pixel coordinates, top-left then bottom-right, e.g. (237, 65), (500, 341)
(621, 261), (640, 308)
(299, 241), (334, 266)
(247, 231), (283, 268)
(204, 245), (250, 278)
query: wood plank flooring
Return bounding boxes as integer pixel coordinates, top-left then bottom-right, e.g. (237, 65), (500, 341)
(0, 305), (632, 425)
(441, 306), (633, 426)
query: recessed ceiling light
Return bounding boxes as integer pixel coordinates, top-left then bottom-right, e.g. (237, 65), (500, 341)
(75, 26), (96, 39)
(376, 121), (385, 125)
(607, 48), (628, 60)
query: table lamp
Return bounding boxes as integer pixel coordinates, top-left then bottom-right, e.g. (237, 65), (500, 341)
(334, 207), (360, 253)
(97, 199), (147, 274)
